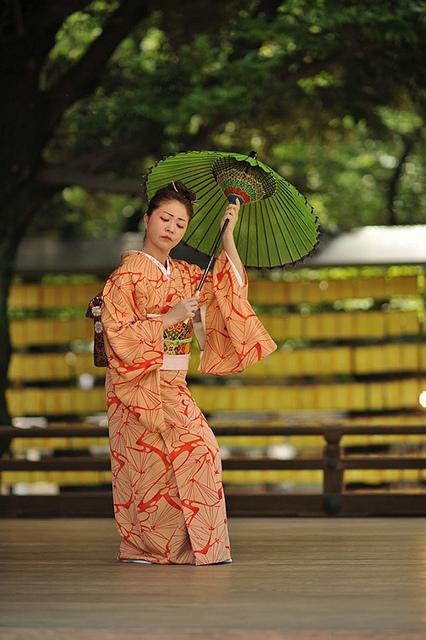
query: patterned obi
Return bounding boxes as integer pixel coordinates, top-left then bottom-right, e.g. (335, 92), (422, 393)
(163, 319), (193, 355)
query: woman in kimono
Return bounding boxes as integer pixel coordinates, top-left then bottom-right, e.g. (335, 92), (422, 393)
(100, 180), (277, 565)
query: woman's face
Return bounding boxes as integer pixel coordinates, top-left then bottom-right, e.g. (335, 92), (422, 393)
(143, 199), (190, 251)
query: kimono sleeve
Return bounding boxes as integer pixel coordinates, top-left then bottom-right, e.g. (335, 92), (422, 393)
(190, 249), (247, 308)
(189, 248), (277, 375)
(101, 269), (164, 375)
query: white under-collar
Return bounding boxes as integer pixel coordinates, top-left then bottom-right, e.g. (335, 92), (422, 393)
(141, 251), (171, 279)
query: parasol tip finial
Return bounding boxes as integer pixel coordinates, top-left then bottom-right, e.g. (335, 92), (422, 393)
(249, 150), (257, 159)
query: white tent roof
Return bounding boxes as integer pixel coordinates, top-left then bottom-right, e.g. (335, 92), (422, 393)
(15, 225), (426, 274)
(305, 225), (426, 267)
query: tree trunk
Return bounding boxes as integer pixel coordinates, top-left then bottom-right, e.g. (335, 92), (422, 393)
(0, 181), (55, 456)
(386, 135), (416, 226)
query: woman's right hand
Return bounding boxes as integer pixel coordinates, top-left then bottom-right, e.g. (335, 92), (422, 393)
(162, 294), (200, 329)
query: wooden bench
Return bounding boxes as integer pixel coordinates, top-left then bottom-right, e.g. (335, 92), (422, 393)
(0, 421), (425, 517)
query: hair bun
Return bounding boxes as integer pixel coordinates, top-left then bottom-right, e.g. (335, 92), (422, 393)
(170, 180), (197, 204)
(146, 180), (197, 219)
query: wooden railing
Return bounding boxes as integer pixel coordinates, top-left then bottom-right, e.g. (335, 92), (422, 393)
(1, 421), (425, 517)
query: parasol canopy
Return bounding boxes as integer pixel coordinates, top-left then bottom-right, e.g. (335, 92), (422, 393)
(142, 150), (320, 268)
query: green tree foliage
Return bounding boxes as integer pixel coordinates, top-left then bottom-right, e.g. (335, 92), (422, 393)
(29, 0), (426, 236)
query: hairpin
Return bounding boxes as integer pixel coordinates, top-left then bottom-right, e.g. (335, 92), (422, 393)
(171, 181), (178, 192)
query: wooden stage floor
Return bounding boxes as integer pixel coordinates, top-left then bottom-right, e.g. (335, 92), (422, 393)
(0, 517), (425, 639)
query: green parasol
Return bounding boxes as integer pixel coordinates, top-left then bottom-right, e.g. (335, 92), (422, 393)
(142, 150), (320, 274)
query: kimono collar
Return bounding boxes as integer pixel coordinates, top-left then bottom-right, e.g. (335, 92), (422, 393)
(141, 251), (172, 279)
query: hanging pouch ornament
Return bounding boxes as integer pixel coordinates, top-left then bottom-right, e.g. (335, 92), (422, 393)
(85, 294), (108, 367)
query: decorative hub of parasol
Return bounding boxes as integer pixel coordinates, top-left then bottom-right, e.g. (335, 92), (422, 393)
(211, 156), (276, 204)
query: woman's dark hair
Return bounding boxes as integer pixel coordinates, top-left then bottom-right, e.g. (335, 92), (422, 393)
(146, 180), (197, 220)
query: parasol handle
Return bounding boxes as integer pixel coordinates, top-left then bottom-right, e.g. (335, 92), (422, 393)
(195, 194), (240, 292)
(196, 218), (229, 292)
(181, 217), (230, 326)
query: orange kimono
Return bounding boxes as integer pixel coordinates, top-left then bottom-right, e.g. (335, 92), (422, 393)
(101, 247), (277, 565)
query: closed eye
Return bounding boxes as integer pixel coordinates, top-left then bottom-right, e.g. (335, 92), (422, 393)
(161, 216), (185, 229)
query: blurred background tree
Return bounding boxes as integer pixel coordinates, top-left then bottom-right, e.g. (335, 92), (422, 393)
(29, 0), (426, 237)
(0, 0), (425, 436)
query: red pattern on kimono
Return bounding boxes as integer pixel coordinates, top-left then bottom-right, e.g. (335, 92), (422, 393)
(101, 247), (277, 564)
